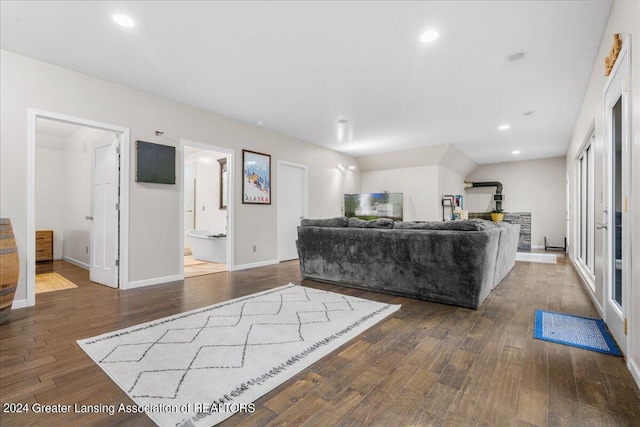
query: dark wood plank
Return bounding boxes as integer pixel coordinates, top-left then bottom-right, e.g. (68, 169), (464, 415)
(0, 256), (638, 427)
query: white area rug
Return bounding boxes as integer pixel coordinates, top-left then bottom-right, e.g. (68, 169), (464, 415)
(78, 284), (400, 426)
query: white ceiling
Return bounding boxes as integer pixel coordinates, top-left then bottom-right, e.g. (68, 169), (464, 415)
(1, 1), (612, 164)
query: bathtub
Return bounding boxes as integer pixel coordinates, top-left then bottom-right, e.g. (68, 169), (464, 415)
(186, 230), (227, 263)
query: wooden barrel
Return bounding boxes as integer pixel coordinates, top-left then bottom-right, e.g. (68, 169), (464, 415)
(0, 218), (19, 324)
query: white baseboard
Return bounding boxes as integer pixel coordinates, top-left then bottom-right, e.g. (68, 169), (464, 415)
(233, 259), (278, 271)
(569, 255), (604, 318)
(516, 252), (557, 264)
(11, 298), (28, 310)
(62, 256), (89, 270)
(629, 357), (640, 391)
(531, 244), (545, 249)
(125, 274), (182, 290)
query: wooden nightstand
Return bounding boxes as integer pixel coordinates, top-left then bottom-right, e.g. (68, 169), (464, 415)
(35, 230), (53, 262)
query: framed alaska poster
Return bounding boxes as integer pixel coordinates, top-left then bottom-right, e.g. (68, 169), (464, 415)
(242, 149), (271, 204)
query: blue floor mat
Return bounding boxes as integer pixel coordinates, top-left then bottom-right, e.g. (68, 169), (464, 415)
(533, 309), (622, 356)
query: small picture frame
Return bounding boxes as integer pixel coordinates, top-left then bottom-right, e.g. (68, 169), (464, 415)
(242, 150), (271, 204)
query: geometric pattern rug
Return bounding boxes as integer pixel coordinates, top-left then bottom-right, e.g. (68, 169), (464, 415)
(533, 309), (622, 356)
(78, 284), (400, 426)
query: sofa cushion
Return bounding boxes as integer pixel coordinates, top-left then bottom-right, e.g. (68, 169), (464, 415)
(348, 217), (395, 229)
(300, 217), (348, 227)
(393, 218), (497, 231)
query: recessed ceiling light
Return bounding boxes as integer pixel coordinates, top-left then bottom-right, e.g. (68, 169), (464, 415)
(512, 150), (521, 155)
(420, 30), (439, 43)
(337, 119), (348, 124)
(113, 14), (135, 28)
(506, 52), (526, 62)
(498, 124), (511, 131)
(257, 121), (264, 126)
(522, 111), (535, 116)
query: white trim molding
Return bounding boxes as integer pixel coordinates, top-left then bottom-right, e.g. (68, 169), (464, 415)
(27, 108), (130, 303)
(127, 274), (183, 290)
(515, 252), (556, 264)
(629, 358), (640, 392)
(233, 259), (279, 271)
(11, 299), (28, 310)
(569, 254), (604, 318)
(62, 256), (90, 271)
(178, 140), (235, 277)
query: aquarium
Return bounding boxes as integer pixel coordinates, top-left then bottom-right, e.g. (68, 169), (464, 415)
(344, 193), (403, 221)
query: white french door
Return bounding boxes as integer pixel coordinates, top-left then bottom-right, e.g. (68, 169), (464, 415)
(277, 161), (308, 261)
(601, 37), (630, 355)
(90, 134), (120, 287)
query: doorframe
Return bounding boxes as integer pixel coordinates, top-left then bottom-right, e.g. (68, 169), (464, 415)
(27, 108), (131, 306)
(276, 160), (308, 262)
(601, 35), (631, 355)
(179, 140), (235, 276)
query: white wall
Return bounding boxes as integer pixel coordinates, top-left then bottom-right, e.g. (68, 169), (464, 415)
(465, 157), (567, 248)
(35, 126), (113, 267)
(358, 144), (476, 221)
(566, 0), (640, 387)
(63, 127), (112, 266)
(361, 166), (440, 221)
(438, 166), (466, 212)
(1, 49), (360, 302)
(35, 137), (66, 260)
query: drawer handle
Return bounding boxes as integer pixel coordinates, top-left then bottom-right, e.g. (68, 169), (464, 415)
(36, 249), (45, 252)
(36, 237), (45, 240)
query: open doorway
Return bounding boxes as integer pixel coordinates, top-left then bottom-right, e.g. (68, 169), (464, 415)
(26, 109), (130, 307)
(35, 119), (119, 294)
(180, 140), (234, 278)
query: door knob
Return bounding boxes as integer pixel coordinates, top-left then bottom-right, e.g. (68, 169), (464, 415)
(596, 223), (608, 230)
(300, 216), (305, 220)
(85, 216), (93, 220)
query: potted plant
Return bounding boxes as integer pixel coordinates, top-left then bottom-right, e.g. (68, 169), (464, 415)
(491, 208), (504, 223)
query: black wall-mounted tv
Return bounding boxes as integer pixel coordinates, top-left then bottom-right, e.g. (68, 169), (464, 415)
(135, 140), (176, 184)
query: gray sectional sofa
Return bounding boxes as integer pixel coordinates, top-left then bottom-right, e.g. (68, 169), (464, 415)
(296, 217), (520, 309)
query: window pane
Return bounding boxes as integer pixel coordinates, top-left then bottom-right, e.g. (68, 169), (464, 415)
(612, 97), (623, 306)
(577, 135), (594, 279)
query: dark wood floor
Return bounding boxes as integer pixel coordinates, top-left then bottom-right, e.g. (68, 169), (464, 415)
(1, 258), (639, 426)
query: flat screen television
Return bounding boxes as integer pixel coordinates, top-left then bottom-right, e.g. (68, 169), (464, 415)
(135, 140), (176, 184)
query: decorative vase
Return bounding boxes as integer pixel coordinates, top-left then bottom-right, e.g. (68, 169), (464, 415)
(0, 219), (19, 324)
(491, 212), (504, 223)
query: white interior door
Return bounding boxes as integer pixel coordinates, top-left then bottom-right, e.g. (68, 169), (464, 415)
(277, 162), (307, 261)
(90, 134), (119, 287)
(184, 162), (197, 252)
(602, 38), (630, 355)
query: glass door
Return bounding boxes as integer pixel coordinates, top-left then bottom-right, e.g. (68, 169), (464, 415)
(602, 38), (630, 355)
